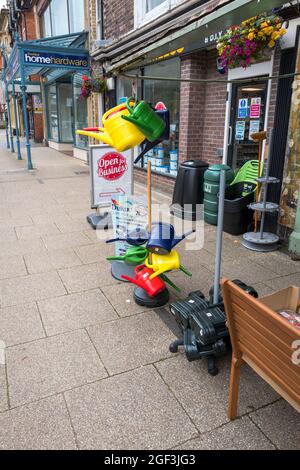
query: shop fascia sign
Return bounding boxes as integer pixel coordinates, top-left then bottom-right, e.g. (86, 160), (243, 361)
(22, 50), (89, 69)
(204, 30), (223, 46)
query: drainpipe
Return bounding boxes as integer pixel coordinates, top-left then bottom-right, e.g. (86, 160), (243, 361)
(288, 184), (300, 260)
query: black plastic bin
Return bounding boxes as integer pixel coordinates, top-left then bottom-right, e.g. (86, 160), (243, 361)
(171, 159), (209, 220)
(222, 182), (256, 235)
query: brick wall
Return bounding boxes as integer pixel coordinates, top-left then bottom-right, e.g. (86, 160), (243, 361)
(102, 0), (134, 40)
(200, 50), (227, 165)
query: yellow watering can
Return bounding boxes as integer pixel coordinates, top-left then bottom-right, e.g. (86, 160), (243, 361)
(145, 250), (192, 280)
(76, 103), (145, 152)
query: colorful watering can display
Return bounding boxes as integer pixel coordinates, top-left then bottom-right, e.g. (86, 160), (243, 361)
(121, 265), (167, 298)
(106, 246), (148, 265)
(106, 227), (149, 246)
(147, 222), (195, 255)
(121, 97), (166, 142)
(145, 250), (192, 280)
(76, 103), (145, 152)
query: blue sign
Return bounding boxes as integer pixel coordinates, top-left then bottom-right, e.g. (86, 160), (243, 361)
(238, 98), (248, 118)
(23, 50), (89, 69)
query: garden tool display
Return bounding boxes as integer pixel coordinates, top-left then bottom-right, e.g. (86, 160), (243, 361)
(121, 265), (167, 298)
(122, 97), (166, 142)
(106, 227), (149, 246)
(76, 102), (145, 151)
(145, 249), (192, 280)
(147, 222), (195, 255)
(107, 246), (148, 265)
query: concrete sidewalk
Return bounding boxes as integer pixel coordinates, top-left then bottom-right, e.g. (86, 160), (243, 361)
(0, 136), (299, 450)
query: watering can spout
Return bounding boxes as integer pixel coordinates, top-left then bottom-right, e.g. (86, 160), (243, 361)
(171, 229), (195, 249)
(76, 128), (113, 146)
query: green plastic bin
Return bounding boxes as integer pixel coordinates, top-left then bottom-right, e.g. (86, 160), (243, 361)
(204, 164), (235, 225)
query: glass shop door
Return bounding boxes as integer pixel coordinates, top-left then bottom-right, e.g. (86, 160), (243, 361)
(227, 80), (268, 169)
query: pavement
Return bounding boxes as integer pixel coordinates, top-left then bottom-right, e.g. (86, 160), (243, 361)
(0, 133), (299, 450)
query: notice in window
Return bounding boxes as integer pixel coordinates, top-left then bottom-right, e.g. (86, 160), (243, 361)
(250, 97), (261, 118)
(249, 120), (260, 140)
(235, 121), (245, 140)
(238, 98), (248, 118)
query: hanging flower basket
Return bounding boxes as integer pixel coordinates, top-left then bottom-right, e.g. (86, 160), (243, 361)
(80, 75), (108, 99)
(217, 13), (287, 70)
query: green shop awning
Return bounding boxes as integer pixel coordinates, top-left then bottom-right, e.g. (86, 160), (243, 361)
(4, 31), (90, 84)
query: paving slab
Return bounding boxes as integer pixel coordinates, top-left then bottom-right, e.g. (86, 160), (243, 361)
(0, 271), (67, 307)
(6, 329), (107, 407)
(0, 238), (47, 257)
(102, 283), (149, 317)
(248, 251), (300, 276)
(0, 303), (45, 347)
(55, 219), (92, 234)
(0, 365), (8, 412)
(169, 266), (214, 299)
(156, 354), (279, 434)
(0, 227), (17, 243)
(250, 400), (300, 450)
(0, 255), (27, 280)
(65, 365), (197, 450)
(58, 262), (117, 293)
(24, 249), (82, 274)
(15, 223), (60, 240)
(0, 395), (77, 450)
(264, 272), (300, 291)
(220, 257), (279, 285)
(175, 416), (275, 450)
(38, 289), (118, 336)
(88, 311), (175, 375)
(74, 242), (114, 264)
(42, 232), (92, 251)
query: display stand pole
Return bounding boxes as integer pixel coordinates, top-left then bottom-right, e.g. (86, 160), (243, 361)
(213, 169), (226, 304)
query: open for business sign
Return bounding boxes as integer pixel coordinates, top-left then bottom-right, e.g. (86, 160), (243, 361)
(90, 145), (133, 209)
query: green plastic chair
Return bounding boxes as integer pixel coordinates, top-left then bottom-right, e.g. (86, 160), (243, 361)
(231, 160), (263, 185)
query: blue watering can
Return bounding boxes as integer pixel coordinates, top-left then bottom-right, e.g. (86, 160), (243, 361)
(147, 222), (195, 255)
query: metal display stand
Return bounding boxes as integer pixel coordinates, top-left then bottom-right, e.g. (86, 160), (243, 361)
(242, 130), (280, 252)
(87, 210), (112, 230)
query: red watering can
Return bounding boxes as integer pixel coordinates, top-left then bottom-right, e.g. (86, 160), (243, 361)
(121, 265), (166, 298)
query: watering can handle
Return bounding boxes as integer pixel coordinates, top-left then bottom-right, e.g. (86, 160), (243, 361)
(121, 114), (153, 135)
(106, 238), (125, 244)
(126, 97), (136, 114)
(134, 264), (145, 275)
(161, 274), (181, 293)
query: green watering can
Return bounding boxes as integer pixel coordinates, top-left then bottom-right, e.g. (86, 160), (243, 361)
(107, 246), (148, 266)
(121, 97), (166, 142)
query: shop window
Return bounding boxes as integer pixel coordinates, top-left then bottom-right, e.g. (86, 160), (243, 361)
(57, 83), (74, 142)
(135, 0), (182, 28)
(142, 58), (180, 177)
(41, 0), (85, 38)
(74, 74), (88, 149)
(46, 85), (58, 141)
(69, 0), (85, 34)
(51, 0), (69, 36)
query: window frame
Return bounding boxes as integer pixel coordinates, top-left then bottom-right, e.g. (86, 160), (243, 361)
(40, 0), (85, 38)
(134, 0), (182, 29)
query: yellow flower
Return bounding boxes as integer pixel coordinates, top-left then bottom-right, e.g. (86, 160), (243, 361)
(261, 21), (269, 28)
(257, 31), (265, 39)
(271, 32), (280, 41)
(268, 40), (275, 48)
(276, 23), (282, 30)
(279, 28), (287, 36)
(248, 32), (255, 40)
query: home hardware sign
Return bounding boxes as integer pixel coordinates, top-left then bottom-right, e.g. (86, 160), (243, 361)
(23, 51), (88, 68)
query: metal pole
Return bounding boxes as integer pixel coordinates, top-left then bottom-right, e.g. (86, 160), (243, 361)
(5, 105), (10, 149)
(259, 129), (273, 240)
(19, 66), (33, 170)
(12, 80), (22, 160)
(5, 82), (14, 153)
(213, 169), (226, 304)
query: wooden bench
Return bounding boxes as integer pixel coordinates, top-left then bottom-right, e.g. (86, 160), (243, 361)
(221, 279), (300, 420)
